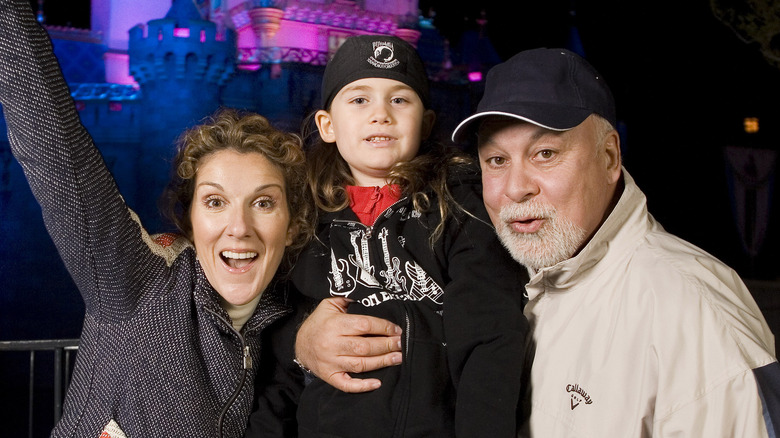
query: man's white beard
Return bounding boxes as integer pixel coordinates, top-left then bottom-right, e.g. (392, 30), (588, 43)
(496, 201), (587, 271)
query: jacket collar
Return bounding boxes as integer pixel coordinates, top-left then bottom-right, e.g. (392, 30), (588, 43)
(525, 168), (651, 300)
(192, 259), (292, 334)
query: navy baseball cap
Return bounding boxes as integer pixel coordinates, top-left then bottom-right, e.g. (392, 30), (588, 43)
(452, 48), (616, 142)
(321, 35), (430, 110)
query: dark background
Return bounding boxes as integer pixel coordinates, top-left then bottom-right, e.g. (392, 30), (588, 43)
(422, 0), (780, 279)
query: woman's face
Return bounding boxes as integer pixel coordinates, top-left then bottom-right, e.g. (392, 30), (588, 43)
(189, 149), (293, 305)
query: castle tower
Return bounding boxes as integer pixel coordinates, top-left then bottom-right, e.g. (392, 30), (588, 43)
(128, 0), (236, 227)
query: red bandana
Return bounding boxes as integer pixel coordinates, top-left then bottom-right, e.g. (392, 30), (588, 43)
(346, 184), (402, 226)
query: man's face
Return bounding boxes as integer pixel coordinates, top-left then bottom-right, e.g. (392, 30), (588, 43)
(477, 116), (621, 270)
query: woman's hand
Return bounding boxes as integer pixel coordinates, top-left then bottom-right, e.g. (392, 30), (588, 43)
(294, 297), (403, 393)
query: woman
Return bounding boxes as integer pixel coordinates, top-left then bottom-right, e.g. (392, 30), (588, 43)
(0, 1), (311, 437)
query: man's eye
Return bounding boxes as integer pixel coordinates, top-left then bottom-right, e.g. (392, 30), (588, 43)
(351, 97), (367, 104)
(391, 97), (407, 104)
(487, 157), (506, 166)
(538, 150), (554, 159)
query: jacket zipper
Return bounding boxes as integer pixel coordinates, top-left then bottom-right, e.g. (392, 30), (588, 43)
(392, 302), (414, 438)
(330, 195), (410, 234)
(332, 197), (419, 436)
(329, 196), (410, 267)
(205, 307), (252, 438)
(332, 218), (373, 238)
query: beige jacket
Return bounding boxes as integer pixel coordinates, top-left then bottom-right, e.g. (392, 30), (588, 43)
(520, 168), (778, 437)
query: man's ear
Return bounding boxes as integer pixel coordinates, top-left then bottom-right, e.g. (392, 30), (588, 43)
(421, 109), (436, 140)
(314, 109), (336, 143)
(603, 129), (622, 184)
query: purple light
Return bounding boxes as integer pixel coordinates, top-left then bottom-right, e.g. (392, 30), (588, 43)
(273, 21), (322, 49)
(238, 64), (261, 71)
(104, 52), (138, 86)
(100, 1), (169, 49)
(174, 28), (190, 38)
(468, 71), (483, 82)
(237, 27), (258, 50)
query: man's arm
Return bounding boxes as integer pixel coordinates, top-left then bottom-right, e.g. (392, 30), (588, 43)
(294, 297), (403, 393)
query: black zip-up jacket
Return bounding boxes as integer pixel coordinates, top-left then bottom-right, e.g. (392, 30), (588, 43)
(290, 167), (529, 437)
(0, 2), (307, 436)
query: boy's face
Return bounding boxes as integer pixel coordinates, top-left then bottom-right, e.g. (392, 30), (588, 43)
(315, 77), (435, 186)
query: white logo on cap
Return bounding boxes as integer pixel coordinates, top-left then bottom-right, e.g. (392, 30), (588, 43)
(368, 41), (400, 69)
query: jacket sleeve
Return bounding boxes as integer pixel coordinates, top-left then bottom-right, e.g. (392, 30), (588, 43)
(0, 0), (169, 317)
(441, 172), (530, 437)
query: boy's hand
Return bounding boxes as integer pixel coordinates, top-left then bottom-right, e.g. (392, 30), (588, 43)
(294, 297), (403, 393)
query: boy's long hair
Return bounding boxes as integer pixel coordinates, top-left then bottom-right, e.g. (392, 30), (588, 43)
(303, 114), (475, 245)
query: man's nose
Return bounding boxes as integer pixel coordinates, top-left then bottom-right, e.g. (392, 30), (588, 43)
(504, 164), (538, 203)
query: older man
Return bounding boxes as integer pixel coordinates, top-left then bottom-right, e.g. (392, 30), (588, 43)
(294, 48), (780, 436)
(450, 47), (780, 436)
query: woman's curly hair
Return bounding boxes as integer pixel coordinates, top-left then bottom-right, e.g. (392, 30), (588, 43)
(161, 108), (314, 271)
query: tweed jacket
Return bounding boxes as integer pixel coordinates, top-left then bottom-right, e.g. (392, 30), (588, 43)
(0, 1), (301, 437)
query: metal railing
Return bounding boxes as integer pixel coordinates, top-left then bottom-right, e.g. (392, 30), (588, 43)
(0, 339), (79, 438)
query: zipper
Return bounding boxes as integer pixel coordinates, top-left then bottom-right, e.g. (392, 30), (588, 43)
(243, 345), (252, 369)
(329, 195), (409, 271)
(392, 302), (414, 438)
(403, 312), (411, 356)
(332, 218), (373, 238)
(204, 307), (251, 438)
(331, 195), (409, 232)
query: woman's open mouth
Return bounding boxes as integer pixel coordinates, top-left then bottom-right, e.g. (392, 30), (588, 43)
(220, 250), (258, 270)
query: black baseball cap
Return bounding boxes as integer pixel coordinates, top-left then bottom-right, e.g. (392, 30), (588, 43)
(321, 35), (430, 110)
(452, 48), (616, 142)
